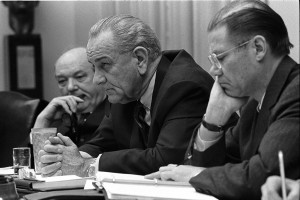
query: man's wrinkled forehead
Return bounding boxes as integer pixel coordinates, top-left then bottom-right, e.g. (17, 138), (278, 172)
(87, 31), (114, 62)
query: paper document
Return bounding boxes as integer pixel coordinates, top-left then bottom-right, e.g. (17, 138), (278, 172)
(97, 171), (218, 200)
(36, 174), (82, 182)
(0, 167), (14, 175)
(97, 171), (149, 181)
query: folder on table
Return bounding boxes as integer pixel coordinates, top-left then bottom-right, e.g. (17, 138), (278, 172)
(15, 175), (90, 191)
(97, 171), (218, 200)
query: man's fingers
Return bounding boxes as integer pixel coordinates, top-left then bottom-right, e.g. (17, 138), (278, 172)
(42, 169), (63, 177)
(40, 162), (62, 176)
(38, 150), (47, 158)
(61, 95), (84, 113)
(44, 143), (63, 153)
(40, 154), (63, 163)
(72, 96), (84, 102)
(159, 165), (176, 172)
(48, 136), (64, 145)
(160, 171), (175, 181)
(70, 96), (84, 106)
(261, 184), (268, 200)
(57, 133), (75, 146)
(53, 169), (63, 176)
(144, 171), (161, 180)
(145, 164), (178, 180)
(44, 140), (51, 145)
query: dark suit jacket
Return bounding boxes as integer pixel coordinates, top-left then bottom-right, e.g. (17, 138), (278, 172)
(189, 56), (300, 200)
(52, 99), (107, 147)
(79, 50), (214, 175)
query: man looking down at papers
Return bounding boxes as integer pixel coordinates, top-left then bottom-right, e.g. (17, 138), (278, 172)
(146, 1), (299, 200)
(38, 15), (235, 177)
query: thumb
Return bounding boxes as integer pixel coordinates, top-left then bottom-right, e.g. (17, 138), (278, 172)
(57, 133), (75, 146)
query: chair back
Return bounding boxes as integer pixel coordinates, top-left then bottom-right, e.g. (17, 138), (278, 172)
(0, 91), (48, 167)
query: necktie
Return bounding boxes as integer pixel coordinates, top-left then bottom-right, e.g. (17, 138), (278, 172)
(134, 101), (150, 147)
(69, 113), (90, 145)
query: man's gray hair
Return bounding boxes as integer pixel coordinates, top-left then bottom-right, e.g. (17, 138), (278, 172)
(89, 15), (161, 63)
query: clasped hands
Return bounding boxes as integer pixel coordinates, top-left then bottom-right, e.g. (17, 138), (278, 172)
(38, 133), (87, 177)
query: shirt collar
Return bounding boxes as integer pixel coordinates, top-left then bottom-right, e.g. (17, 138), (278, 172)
(257, 92), (266, 112)
(140, 71), (156, 111)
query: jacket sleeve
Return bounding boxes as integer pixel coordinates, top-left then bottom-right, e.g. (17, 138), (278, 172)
(78, 113), (122, 158)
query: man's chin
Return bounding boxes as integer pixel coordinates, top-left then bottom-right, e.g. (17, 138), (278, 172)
(224, 89), (247, 99)
(223, 89), (238, 98)
(107, 96), (121, 104)
(107, 95), (130, 104)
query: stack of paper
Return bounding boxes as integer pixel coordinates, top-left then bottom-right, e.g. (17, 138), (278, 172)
(0, 167), (14, 175)
(97, 171), (218, 200)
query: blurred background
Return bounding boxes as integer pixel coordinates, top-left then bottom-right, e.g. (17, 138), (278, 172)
(0, 0), (299, 101)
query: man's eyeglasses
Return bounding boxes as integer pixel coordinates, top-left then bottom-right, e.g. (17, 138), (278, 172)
(208, 39), (252, 69)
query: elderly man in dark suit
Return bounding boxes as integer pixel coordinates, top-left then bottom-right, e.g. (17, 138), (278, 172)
(146, 1), (299, 200)
(34, 47), (107, 148)
(38, 15), (232, 177)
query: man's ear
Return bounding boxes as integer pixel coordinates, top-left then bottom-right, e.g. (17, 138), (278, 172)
(133, 46), (148, 75)
(252, 35), (267, 61)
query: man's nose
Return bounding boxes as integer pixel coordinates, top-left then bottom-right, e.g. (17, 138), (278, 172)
(209, 64), (223, 77)
(67, 79), (78, 92)
(93, 70), (107, 85)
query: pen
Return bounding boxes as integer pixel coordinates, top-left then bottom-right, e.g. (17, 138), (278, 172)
(278, 151), (287, 200)
(100, 178), (191, 187)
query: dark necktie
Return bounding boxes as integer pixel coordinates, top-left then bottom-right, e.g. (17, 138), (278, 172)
(134, 101), (150, 147)
(70, 113), (90, 145)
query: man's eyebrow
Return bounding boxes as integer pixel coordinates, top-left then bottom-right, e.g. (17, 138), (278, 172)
(209, 47), (224, 56)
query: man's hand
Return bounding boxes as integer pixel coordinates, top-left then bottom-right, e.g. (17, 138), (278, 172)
(261, 176), (300, 200)
(39, 133), (87, 177)
(145, 164), (204, 182)
(205, 77), (247, 125)
(34, 96), (84, 128)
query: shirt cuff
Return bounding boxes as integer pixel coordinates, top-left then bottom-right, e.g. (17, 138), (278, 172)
(194, 127), (222, 151)
(96, 154), (102, 172)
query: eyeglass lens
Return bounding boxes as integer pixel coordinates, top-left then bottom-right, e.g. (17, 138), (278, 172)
(208, 54), (222, 69)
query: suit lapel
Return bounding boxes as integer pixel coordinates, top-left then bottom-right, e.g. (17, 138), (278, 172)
(248, 56), (297, 157)
(130, 54), (172, 148)
(151, 55), (171, 113)
(144, 53), (172, 146)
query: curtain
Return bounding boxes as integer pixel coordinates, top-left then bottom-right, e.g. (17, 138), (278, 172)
(74, 1), (230, 72)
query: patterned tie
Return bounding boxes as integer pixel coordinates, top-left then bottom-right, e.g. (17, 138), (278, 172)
(134, 101), (150, 147)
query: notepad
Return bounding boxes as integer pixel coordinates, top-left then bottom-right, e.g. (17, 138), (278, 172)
(96, 171), (218, 200)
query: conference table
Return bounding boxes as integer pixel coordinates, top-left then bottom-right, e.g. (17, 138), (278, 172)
(1, 167), (218, 200)
(0, 167), (105, 200)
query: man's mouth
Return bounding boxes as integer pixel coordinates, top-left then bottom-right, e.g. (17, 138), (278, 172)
(76, 94), (86, 101)
(105, 88), (115, 95)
